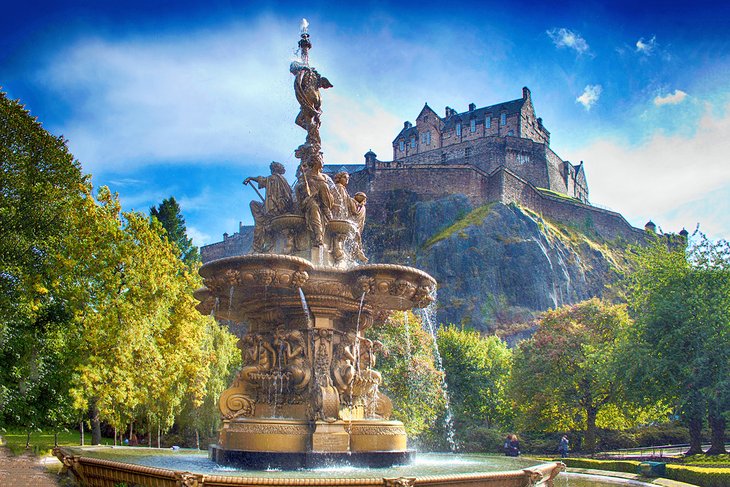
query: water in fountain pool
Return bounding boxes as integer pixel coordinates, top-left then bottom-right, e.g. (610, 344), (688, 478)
(60, 448), (548, 478)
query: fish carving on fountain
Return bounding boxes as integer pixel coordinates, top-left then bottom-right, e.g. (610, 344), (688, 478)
(196, 19), (437, 469)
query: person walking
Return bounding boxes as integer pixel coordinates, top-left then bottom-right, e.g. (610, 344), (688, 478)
(559, 435), (569, 458)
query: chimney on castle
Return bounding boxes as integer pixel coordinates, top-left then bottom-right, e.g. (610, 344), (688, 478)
(522, 87), (531, 101)
(468, 103), (476, 111)
(404, 121), (412, 129)
(445, 106), (455, 118)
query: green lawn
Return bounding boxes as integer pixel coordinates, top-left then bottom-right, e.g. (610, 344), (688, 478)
(0, 428), (111, 456)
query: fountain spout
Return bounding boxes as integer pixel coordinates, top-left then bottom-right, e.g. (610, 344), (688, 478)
(298, 18), (312, 65)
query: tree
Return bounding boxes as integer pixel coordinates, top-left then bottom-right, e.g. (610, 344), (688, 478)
(62, 186), (233, 444)
(367, 311), (446, 445)
(0, 91), (84, 432)
(625, 235), (730, 454)
(150, 197), (200, 265)
(437, 325), (513, 429)
(510, 298), (664, 452)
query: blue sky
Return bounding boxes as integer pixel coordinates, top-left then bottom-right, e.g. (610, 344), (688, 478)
(2, 1), (729, 244)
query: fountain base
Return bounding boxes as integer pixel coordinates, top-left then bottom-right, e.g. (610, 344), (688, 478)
(209, 446), (415, 469)
(213, 418), (412, 469)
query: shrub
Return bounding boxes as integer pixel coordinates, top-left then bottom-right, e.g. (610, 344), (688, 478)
(666, 464), (730, 487)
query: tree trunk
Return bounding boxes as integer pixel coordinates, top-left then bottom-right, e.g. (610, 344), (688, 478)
(25, 430), (31, 449)
(196, 429), (200, 450)
(90, 403), (102, 445)
(157, 424), (161, 449)
(80, 421), (85, 446)
(686, 413), (704, 455)
(584, 407), (598, 454)
(114, 427), (117, 446)
(706, 401), (727, 455)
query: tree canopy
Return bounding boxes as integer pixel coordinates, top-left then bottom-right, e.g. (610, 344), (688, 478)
(0, 91), (239, 444)
(624, 235), (730, 454)
(510, 298), (666, 452)
(150, 197), (200, 265)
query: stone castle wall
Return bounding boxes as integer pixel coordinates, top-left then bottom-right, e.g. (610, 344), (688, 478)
(347, 163), (643, 243)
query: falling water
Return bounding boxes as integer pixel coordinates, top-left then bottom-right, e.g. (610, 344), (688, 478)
(354, 292), (366, 371)
(403, 311), (412, 362)
(298, 288), (312, 326)
(210, 297), (220, 317)
(228, 286), (234, 316)
(416, 295), (458, 452)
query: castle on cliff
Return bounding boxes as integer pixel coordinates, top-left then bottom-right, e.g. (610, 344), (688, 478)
(202, 87), (644, 262)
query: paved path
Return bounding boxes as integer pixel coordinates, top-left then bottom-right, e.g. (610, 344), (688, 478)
(0, 447), (61, 486)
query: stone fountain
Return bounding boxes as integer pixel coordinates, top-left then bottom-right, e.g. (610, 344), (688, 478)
(193, 23), (436, 469)
(53, 21), (566, 487)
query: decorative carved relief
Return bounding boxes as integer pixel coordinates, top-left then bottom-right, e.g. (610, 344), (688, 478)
(383, 478), (416, 487)
(352, 425), (406, 436)
(291, 270), (309, 288)
(253, 268), (277, 286)
(228, 423), (310, 435)
(391, 279), (416, 298)
(174, 471), (203, 487)
(355, 276), (375, 295)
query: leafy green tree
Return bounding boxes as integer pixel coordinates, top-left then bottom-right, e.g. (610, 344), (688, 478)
(60, 187), (216, 443)
(437, 325), (513, 430)
(150, 197), (200, 265)
(0, 91), (84, 433)
(625, 235), (730, 454)
(368, 311), (446, 445)
(510, 298), (665, 452)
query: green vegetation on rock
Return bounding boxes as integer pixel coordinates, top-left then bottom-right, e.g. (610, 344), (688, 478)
(424, 203), (496, 248)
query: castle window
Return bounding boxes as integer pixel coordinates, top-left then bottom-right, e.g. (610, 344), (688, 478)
(470, 119), (476, 132)
(456, 123), (462, 136)
(410, 136), (416, 148)
(485, 116), (491, 129)
(465, 147), (472, 158)
(517, 153), (530, 164)
(422, 131), (431, 145)
(500, 113), (507, 126)
(399, 140), (405, 151)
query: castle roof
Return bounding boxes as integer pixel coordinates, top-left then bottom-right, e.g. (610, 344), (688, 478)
(394, 123), (418, 142)
(393, 96), (527, 142)
(441, 98), (525, 131)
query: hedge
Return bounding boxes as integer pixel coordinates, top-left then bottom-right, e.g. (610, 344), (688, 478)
(558, 457), (730, 487)
(666, 464), (730, 487)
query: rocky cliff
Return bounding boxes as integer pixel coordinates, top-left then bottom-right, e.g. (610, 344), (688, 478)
(363, 193), (631, 338)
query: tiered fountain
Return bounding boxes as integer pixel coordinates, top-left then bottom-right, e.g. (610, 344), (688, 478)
(54, 22), (566, 487)
(194, 22), (436, 469)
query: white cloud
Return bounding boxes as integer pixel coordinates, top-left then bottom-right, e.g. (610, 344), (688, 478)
(654, 89), (688, 106)
(546, 28), (590, 55)
(187, 226), (213, 247)
(576, 85), (602, 110)
(566, 103), (730, 240)
(38, 19), (306, 174)
(635, 36), (657, 55)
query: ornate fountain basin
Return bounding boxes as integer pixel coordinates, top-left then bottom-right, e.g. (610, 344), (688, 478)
(196, 255), (436, 327)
